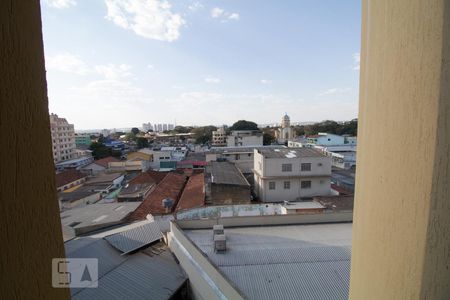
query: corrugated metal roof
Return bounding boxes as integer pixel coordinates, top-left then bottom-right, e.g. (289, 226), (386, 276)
(185, 223), (352, 300)
(66, 224), (186, 300)
(103, 222), (163, 254)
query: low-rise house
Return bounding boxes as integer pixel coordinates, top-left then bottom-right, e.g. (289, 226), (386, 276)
(253, 148), (332, 202)
(58, 185), (102, 210)
(128, 172), (187, 220)
(227, 130), (263, 147)
(205, 161), (251, 205)
(175, 171), (205, 212)
(55, 169), (88, 192)
(81, 156), (120, 174)
(118, 170), (168, 202)
(84, 172), (125, 194)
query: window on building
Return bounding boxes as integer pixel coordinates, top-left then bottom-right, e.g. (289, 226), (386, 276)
(284, 181), (290, 189)
(282, 163), (292, 172)
(301, 163), (312, 171)
(269, 181), (276, 190)
(301, 180), (311, 189)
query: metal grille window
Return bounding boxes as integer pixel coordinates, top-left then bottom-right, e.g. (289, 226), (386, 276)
(301, 180), (312, 189)
(269, 181), (276, 190)
(284, 181), (290, 189)
(301, 163), (312, 171)
(282, 163), (292, 172)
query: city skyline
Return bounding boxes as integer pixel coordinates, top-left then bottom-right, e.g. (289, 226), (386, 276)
(42, 0), (361, 130)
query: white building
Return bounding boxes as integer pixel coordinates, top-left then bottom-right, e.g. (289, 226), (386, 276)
(50, 113), (76, 163)
(253, 148), (332, 202)
(212, 127), (227, 146)
(142, 122), (153, 132)
(306, 133), (346, 146)
(227, 130), (263, 147)
(206, 146), (285, 173)
(275, 113), (295, 144)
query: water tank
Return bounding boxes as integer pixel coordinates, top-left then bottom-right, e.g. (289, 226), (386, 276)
(162, 198), (174, 208)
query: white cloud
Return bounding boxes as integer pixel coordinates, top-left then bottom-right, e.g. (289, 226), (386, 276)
(228, 13), (240, 20)
(44, 0), (76, 9)
(46, 53), (89, 75)
(211, 7), (224, 18)
(318, 88), (352, 96)
(188, 1), (203, 12)
(211, 7), (239, 21)
(94, 64), (133, 80)
(260, 79), (272, 84)
(105, 0), (185, 42)
(352, 52), (360, 70)
(147, 64), (154, 69)
(204, 76), (221, 84)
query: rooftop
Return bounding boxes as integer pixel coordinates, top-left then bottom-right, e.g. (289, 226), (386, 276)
(314, 195), (354, 211)
(258, 147), (325, 159)
(185, 222), (352, 300)
(129, 170), (168, 185)
(66, 222), (187, 300)
(208, 145), (284, 154)
(58, 185), (100, 203)
(60, 203), (140, 237)
(84, 172), (124, 185)
(206, 161), (250, 186)
(92, 156), (120, 168)
(175, 172), (205, 212)
(55, 169), (87, 188)
(128, 172), (187, 220)
(282, 201), (325, 210)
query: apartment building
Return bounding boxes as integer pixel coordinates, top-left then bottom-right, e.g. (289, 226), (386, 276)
(227, 130), (263, 147)
(253, 148), (331, 202)
(211, 126), (227, 146)
(50, 113), (76, 163)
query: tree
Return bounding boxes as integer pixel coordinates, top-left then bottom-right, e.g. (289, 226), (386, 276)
(173, 126), (191, 133)
(136, 137), (149, 149)
(229, 120), (259, 131)
(97, 134), (106, 143)
(191, 125), (217, 145)
(124, 132), (136, 142)
(89, 142), (112, 160)
(263, 133), (275, 145)
(131, 127), (140, 135)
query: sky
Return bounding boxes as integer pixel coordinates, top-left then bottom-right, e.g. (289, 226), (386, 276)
(41, 0), (361, 130)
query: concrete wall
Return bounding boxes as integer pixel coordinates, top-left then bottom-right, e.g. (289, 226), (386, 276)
(210, 184), (251, 205)
(168, 223), (245, 300)
(349, 1), (450, 299)
(258, 177), (331, 202)
(1, 2), (70, 298)
(176, 212), (353, 229)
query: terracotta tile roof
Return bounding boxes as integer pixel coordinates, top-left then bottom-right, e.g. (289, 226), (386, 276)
(55, 169), (87, 188)
(93, 156), (120, 168)
(313, 195), (354, 211)
(128, 173), (187, 220)
(129, 170), (168, 185)
(175, 172), (205, 212)
(331, 184), (353, 195)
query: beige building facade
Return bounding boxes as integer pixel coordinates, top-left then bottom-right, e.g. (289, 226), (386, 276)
(211, 126), (227, 146)
(253, 148), (331, 202)
(50, 113), (76, 163)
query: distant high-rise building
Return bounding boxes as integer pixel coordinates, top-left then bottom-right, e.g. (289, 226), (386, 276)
(142, 122), (153, 132)
(163, 124), (168, 131)
(156, 124), (163, 132)
(49, 113), (76, 163)
(168, 124), (175, 130)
